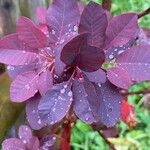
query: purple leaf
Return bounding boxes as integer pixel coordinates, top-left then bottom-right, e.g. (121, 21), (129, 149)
(107, 67), (132, 89)
(61, 34), (105, 72)
(54, 34), (77, 76)
(79, 1), (107, 48)
(38, 82), (73, 125)
(2, 138), (26, 150)
(36, 6), (47, 24)
(54, 55), (66, 76)
(47, 0), (80, 44)
(17, 17), (48, 49)
(143, 28), (150, 45)
(94, 80), (121, 127)
(40, 135), (56, 150)
(105, 10), (112, 22)
(10, 71), (38, 102)
(105, 13), (139, 49)
(77, 1), (85, 14)
(0, 33), (22, 49)
(7, 64), (38, 79)
(105, 37), (137, 60)
(18, 125), (33, 144)
(26, 95), (46, 130)
(83, 69), (106, 83)
(38, 69), (53, 96)
(72, 78), (97, 124)
(0, 33), (33, 51)
(137, 28), (150, 45)
(26, 137), (40, 150)
(113, 45), (150, 85)
(0, 49), (38, 66)
(54, 44), (66, 76)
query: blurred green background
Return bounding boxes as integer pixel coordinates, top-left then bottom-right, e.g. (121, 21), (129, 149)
(71, 0), (150, 150)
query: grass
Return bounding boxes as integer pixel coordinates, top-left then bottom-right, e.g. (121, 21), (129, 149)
(71, 0), (150, 150)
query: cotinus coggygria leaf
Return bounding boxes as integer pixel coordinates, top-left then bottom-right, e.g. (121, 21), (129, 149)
(37, 69), (53, 96)
(72, 77), (98, 124)
(94, 80), (121, 127)
(105, 38), (137, 60)
(26, 95), (47, 130)
(17, 17), (48, 49)
(38, 82), (73, 125)
(46, 0), (80, 75)
(0, 33), (34, 51)
(107, 45), (150, 89)
(46, 0), (80, 45)
(73, 77), (121, 127)
(104, 13), (139, 50)
(79, 1), (107, 48)
(10, 71), (38, 102)
(107, 67), (132, 89)
(83, 69), (106, 83)
(61, 34), (105, 72)
(0, 49), (38, 66)
(2, 138), (26, 150)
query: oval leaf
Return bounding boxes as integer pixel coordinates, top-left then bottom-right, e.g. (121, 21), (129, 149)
(115, 45), (150, 86)
(0, 49), (38, 66)
(79, 1), (107, 48)
(26, 95), (46, 130)
(47, 0), (80, 44)
(10, 71), (38, 102)
(18, 125), (33, 144)
(26, 137), (40, 150)
(54, 44), (66, 76)
(94, 81), (121, 127)
(72, 78), (96, 124)
(105, 13), (139, 49)
(107, 67), (132, 89)
(105, 38), (137, 60)
(40, 135), (56, 150)
(83, 69), (106, 83)
(2, 138), (26, 150)
(36, 6), (47, 24)
(38, 69), (53, 96)
(0, 33), (33, 51)
(17, 17), (47, 48)
(38, 82), (73, 125)
(7, 64), (38, 79)
(61, 34), (105, 72)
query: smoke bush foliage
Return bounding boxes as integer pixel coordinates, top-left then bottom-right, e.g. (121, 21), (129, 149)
(0, 0), (150, 149)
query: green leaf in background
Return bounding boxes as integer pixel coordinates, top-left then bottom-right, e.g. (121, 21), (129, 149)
(71, 120), (109, 150)
(0, 73), (24, 143)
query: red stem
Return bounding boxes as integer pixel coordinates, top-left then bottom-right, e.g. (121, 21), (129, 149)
(60, 123), (71, 150)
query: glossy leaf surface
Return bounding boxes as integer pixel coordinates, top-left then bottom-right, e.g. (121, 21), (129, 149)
(38, 82), (73, 125)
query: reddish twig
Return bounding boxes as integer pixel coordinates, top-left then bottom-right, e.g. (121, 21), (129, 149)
(60, 123), (71, 150)
(138, 7), (150, 19)
(102, 0), (112, 11)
